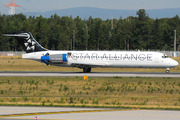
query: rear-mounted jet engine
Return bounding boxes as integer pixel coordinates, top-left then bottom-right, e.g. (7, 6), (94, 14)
(41, 53), (67, 65)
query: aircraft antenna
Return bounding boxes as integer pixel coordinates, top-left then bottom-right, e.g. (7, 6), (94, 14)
(4, 0), (20, 15)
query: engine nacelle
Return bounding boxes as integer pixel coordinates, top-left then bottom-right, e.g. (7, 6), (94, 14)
(49, 54), (67, 63)
(41, 53), (67, 65)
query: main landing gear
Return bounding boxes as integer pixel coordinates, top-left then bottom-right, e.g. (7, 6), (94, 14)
(166, 68), (169, 73)
(83, 67), (91, 73)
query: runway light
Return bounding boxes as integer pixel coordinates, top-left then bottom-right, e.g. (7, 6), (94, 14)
(84, 76), (88, 80)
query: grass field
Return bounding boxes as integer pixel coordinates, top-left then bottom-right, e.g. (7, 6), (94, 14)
(0, 77), (180, 109)
(0, 56), (180, 72)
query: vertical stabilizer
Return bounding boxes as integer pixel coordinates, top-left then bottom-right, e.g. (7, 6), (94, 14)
(3, 32), (48, 53)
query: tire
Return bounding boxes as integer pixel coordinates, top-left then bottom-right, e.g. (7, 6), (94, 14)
(83, 67), (91, 73)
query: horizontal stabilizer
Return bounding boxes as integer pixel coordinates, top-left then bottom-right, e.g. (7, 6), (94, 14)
(3, 34), (29, 38)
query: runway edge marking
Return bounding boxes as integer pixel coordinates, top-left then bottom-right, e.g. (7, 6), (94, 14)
(0, 109), (132, 117)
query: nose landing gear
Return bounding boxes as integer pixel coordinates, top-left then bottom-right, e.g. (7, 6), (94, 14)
(166, 68), (169, 73)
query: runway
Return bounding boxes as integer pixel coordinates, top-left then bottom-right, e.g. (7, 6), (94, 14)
(0, 106), (180, 120)
(0, 71), (180, 77)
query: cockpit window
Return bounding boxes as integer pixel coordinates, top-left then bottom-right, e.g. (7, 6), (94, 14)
(162, 54), (169, 58)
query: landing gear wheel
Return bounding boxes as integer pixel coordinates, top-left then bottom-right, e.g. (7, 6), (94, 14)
(166, 68), (169, 73)
(83, 67), (91, 73)
(88, 68), (91, 72)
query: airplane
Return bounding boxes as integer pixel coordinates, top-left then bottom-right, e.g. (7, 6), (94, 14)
(3, 32), (179, 73)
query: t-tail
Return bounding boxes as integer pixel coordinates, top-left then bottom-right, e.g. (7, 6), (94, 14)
(3, 32), (48, 53)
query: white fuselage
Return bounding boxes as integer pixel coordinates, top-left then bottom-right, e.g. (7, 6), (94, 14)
(22, 51), (178, 69)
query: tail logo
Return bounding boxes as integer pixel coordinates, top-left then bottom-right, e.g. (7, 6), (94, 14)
(22, 33), (36, 52)
(24, 39), (36, 51)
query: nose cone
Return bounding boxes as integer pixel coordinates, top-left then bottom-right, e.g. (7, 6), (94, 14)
(172, 60), (179, 67)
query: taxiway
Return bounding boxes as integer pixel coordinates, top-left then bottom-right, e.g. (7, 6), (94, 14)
(0, 106), (180, 120)
(0, 71), (180, 78)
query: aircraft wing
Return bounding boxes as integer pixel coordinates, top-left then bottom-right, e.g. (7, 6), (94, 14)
(69, 62), (111, 68)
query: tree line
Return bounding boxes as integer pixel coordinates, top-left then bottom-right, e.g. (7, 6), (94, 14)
(0, 9), (180, 51)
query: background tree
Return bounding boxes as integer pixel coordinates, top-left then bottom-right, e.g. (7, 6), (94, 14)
(0, 9), (180, 51)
